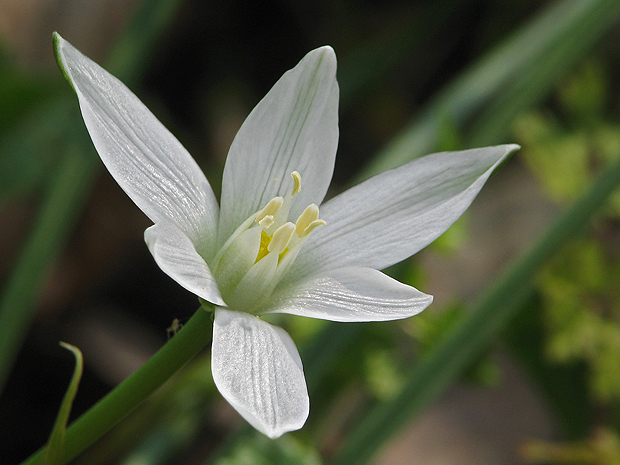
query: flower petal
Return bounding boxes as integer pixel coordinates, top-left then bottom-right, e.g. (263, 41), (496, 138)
(54, 33), (219, 256)
(144, 221), (225, 306)
(218, 46), (339, 246)
(265, 267), (432, 322)
(291, 145), (518, 277)
(212, 308), (309, 438)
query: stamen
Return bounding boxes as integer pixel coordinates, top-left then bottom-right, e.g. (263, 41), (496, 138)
(211, 169), (329, 311)
(301, 219), (326, 237)
(295, 204), (319, 235)
(291, 171), (302, 195)
(255, 197), (283, 222)
(212, 196), (283, 268)
(258, 215), (274, 229)
(268, 222), (296, 254)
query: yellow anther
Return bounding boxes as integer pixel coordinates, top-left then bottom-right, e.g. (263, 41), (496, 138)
(295, 204), (319, 235)
(255, 197), (283, 222)
(301, 219), (326, 237)
(258, 215), (274, 229)
(268, 222), (296, 255)
(291, 171), (302, 196)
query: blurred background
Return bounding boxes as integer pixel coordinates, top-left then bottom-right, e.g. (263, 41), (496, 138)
(1, 0), (620, 464)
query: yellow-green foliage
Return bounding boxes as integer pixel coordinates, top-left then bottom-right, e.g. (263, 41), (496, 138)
(514, 60), (620, 213)
(514, 59), (620, 403)
(522, 428), (620, 465)
(540, 238), (620, 401)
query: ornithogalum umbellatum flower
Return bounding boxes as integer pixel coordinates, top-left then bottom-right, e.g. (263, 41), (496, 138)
(54, 32), (518, 438)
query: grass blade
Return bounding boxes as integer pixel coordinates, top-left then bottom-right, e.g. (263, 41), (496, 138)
(0, 0), (183, 396)
(359, 0), (620, 180)
(0, 141), (98, 393)
(43, 343), (84, 465)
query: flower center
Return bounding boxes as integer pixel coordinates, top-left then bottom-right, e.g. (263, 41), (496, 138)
(212, 171), (325, 312)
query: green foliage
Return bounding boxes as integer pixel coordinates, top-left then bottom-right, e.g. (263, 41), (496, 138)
(539, 238), (620, 401)
(514, 58), (620, 403)
(214, 434), (322, 465)
(4, 0), (620, 464)
(515, 112), (591, 202)
(363, 348), (405, 400)
(515, 59), (620, 209)
(521, 428), (620, 465)
(405, 303), (463, 353)
(507, 47), (620, 463)
(558, 60), (608, 126)
(43, 343), (83, 465)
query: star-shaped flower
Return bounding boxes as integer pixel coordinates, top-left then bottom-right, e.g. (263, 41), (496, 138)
(53, 32), (517, 438)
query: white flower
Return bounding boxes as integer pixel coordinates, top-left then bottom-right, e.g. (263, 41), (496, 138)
(53, 32), (518, 438)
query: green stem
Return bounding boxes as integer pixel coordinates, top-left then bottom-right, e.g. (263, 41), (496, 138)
(328, 151), (620, 465)
(20, 306), (213, 465)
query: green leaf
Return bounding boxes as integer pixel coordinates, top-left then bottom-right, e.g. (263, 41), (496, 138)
(43, 343), (84, 465)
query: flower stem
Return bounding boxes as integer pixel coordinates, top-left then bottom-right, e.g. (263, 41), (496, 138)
(19, 306), (212, 465)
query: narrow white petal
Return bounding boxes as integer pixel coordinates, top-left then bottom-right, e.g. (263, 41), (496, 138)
(218, 46), (339, 247)
(212, 308), (309, 438)
(292, 145), (518, 278)
(144, 222), (225, 306)
(54, 33), (218, 256)
(265, 267), (432, 322)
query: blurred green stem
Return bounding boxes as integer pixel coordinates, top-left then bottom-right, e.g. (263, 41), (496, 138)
(19, 305), (212, 465)
(358, 0), (620, 180)
(0, 142), (97, 393)
(105, 0), (181, 85)
(0, 0), (181, 396)
(337, 0), (469, 103)
(329, 151), (620, 465)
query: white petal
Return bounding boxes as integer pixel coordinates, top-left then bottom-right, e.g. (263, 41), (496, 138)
(211, 308), (309, 438)
(265, 267), (432, 322)
(218, 46), (339, 247)
(292, 145), (518, 278)
(144, 222), (225, 306)
(54, 33), (219, 256)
